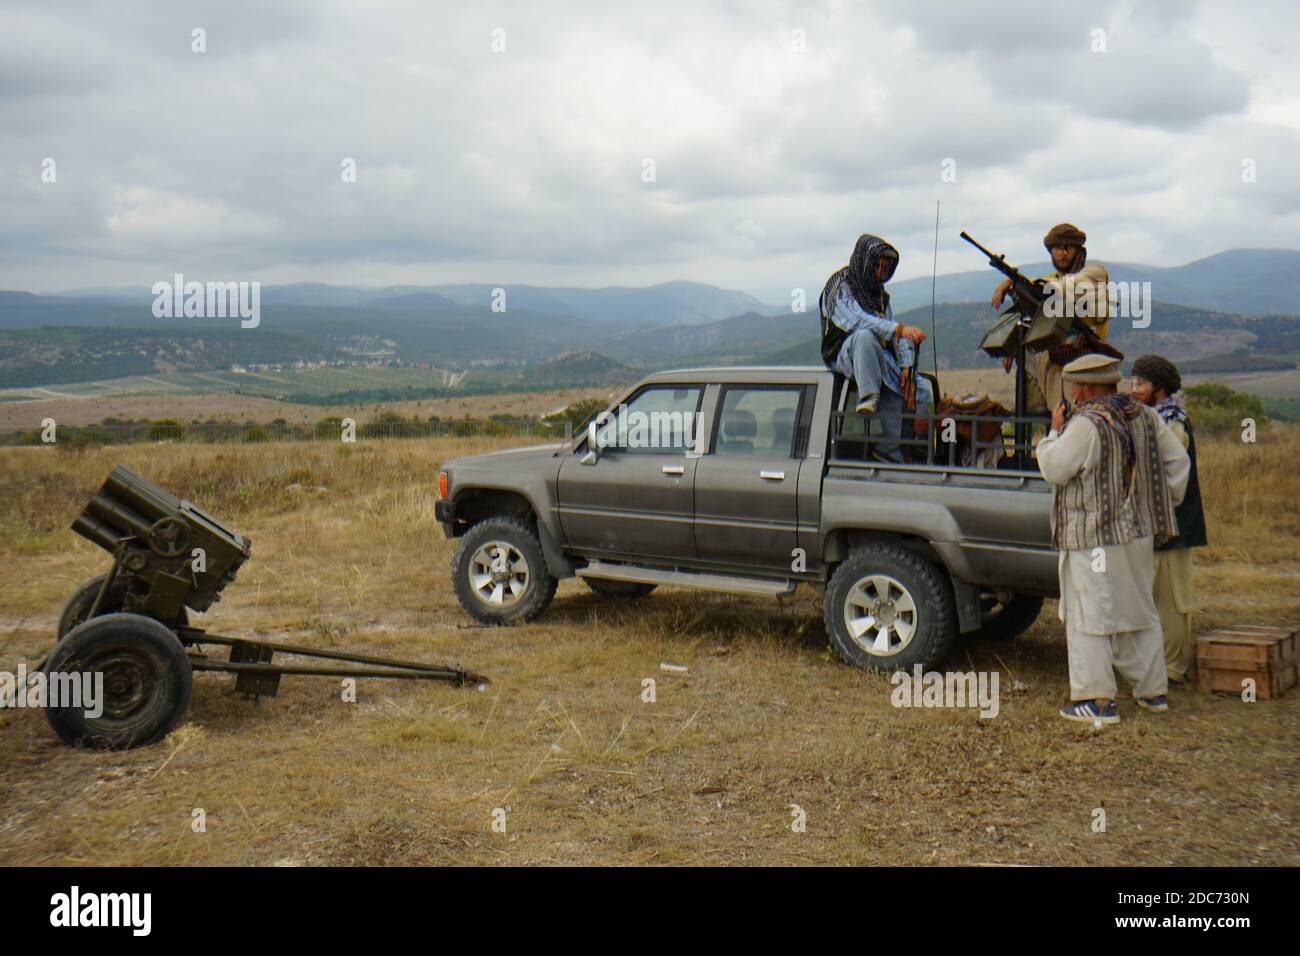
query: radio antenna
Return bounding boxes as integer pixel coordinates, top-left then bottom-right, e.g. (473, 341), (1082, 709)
(930, 200), (940, 380)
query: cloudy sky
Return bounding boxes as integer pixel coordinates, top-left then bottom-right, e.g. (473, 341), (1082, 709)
(2, 0), (1297, 300)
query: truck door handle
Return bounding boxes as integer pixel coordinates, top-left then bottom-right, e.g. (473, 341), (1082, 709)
(662, 465), (685, 476)
(760, 470), (786, 481)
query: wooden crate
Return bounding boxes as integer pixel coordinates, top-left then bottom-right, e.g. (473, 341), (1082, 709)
(1196, 627), (1297, 700)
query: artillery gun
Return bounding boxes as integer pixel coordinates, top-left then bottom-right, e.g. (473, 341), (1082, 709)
(42, 465), (484, 750)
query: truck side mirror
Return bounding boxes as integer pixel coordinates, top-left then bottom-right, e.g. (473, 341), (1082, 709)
(580, 446), (600, 466)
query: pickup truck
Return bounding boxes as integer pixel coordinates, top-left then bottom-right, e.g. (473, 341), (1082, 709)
(435, 366), (1057, 671)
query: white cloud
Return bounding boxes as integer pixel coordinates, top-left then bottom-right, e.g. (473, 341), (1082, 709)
(0, 0), (1293, 300)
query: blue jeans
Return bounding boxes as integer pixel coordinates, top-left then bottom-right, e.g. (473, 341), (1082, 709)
(836, 331), (933, 461)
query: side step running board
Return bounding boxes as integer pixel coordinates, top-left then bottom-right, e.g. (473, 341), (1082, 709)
(578, 560), (796, 597)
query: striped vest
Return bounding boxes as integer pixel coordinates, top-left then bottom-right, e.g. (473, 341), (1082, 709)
(1050, 402), (1178, 552)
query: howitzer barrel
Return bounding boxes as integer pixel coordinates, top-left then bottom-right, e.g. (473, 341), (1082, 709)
(71, 465), (252, 617)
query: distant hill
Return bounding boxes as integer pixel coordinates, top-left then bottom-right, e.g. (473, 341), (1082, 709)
(3, 251), (1296, 390)
(514, 351), (636, 389)
(883, 248), (1300, 315)
(49, 280), (767, 327)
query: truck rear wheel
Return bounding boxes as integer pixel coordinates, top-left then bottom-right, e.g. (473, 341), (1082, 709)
(451, 518), (557, 625)
(584, 579), (657, 599)
(43, 613), (193, 749)
(824, 544), (958, 671)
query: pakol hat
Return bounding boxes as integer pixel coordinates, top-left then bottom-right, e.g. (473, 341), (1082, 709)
(1044, 222), (1087, 249)
(1062, 353), (1122, 385)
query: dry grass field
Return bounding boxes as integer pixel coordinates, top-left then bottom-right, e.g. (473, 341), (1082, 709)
(0, 386), (619, 430)
(0, 426), (1297, 866)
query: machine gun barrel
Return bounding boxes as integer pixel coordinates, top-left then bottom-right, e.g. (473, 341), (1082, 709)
(959, 230), (1046, 313)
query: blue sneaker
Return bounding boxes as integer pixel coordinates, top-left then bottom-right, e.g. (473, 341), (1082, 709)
(1059, 699), (1119, 724)
(1136, 695), (1169, 712)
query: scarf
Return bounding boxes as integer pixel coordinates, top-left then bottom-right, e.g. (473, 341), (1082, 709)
(820, 234), (898, 319)
(1155, 393), (1189, 429)
(1074, 393), (1138, 487)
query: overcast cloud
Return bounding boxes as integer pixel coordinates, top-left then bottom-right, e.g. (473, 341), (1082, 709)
(1, 0), (1297, 300)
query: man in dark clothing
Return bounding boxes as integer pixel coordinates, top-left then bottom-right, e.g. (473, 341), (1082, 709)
(1131, 354), (1208, 683)
(819, 233), (929, 461)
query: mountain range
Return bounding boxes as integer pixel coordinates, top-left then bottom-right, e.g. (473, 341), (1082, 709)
(2, 250), (1296, 389)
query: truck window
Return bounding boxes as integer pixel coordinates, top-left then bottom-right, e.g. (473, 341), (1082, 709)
(712, 386), (803, 458)
(590, 385), (702, 455)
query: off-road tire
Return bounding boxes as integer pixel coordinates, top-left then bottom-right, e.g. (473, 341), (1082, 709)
(451, 518), (557, 625)
(57, 572), (189, 640)
(823, 544), (959, 671)
(44, 613), (193, 749)
(972, 593), (1044, 641)
(584, 579), (657, 599)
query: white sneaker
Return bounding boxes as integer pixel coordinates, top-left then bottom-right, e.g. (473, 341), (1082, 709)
(855, 396), (878, 414)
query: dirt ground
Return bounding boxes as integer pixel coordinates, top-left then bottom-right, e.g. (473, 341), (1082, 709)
(0, 431), (1297, 866)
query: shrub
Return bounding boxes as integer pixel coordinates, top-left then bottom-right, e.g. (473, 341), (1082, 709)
(1183, 383), (1269, 436)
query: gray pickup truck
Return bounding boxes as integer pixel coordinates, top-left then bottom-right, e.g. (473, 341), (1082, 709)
(435, 366), (1058, 671)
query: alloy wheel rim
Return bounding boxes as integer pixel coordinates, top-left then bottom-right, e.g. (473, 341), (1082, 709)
(469, 542), (530, 608)
(844, 573), (918, 656)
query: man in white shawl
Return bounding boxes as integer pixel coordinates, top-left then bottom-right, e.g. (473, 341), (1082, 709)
(1036, 354), (1190, 724)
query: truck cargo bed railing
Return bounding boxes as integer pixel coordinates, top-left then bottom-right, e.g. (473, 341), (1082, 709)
(831, 408), (1052, 472)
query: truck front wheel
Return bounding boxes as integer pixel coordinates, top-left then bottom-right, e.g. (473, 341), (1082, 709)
(451, 518), (557, 625)
(824, 545), (959, 672)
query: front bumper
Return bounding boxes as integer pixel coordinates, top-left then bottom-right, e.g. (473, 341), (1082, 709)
(435, 498), (456, 536)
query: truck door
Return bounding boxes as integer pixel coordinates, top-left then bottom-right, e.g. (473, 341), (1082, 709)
(556, 384), (703, 560)
(693, 384), (806, 569)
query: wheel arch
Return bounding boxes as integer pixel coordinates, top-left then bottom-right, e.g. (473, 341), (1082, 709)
(450, 488), (573, 577)
(822, 528), (981, 634)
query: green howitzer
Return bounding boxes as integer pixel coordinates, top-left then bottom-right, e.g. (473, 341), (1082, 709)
(42, 465), (485, 751)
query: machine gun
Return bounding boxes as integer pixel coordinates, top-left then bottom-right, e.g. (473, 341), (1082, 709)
(42, 465), (485, 750)
(959, 231), (1070, 469)
(959, 230), (1078, 359)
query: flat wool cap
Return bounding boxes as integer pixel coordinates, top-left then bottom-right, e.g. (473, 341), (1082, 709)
(1062, 353), (1122, 384)
(1044, 222), (1087, 249)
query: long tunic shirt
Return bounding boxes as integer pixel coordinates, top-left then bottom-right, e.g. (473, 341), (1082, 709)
(826, 285), (914, 391)
(1037, 413), (1190, 635)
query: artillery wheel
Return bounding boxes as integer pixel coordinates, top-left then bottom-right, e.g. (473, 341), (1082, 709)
(57, 573), (188, 640)
(43, 613), (193, 749)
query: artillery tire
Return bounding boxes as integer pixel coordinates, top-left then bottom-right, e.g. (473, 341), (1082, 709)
(451, 518), (557, 625)
(57, 573), (188, 640)
(43, 613), (193, 750)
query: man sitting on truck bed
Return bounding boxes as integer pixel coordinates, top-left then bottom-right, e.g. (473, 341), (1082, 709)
(819, 233), (931, 462)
